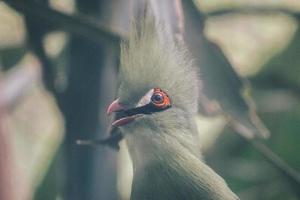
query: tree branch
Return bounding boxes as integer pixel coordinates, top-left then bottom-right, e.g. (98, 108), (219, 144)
(1, 0), (124, 47)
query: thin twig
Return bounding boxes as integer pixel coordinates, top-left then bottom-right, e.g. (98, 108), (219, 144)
(241, 136), (300, 197)
(76, 127), (123, 150)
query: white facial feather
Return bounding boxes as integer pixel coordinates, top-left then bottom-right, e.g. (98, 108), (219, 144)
(136, 88), (153, 107)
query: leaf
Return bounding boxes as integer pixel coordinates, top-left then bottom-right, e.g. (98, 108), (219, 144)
(4, 56), (64, 199)
(182, 0), (270, 139)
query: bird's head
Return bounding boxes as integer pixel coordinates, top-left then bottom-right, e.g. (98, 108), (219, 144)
(107, 87), (172, 126)
(107, 19), (200, 139)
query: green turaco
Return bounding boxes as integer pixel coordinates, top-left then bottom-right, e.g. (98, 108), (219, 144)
(107, 19), (239, 200)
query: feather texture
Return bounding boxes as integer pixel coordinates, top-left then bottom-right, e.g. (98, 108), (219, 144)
(118, 17), (239, 200)
(119, 18), (200, 115)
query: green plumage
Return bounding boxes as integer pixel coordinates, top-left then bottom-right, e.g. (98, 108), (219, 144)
(118, 18), (239, 200)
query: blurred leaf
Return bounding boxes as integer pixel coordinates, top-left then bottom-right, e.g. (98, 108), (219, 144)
(0, 2), (26, 48)
(49, 0), (75, 15)
(205, 13), (297, 77)
(4, 56), (64, 199)
(254, 20), (300, 90)
(182, 0), (270, 139)
(196, 114), (227, 151)
(193, 0), (300, 13)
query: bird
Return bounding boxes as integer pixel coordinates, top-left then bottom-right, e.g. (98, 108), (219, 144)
(106, 17), (239, 200)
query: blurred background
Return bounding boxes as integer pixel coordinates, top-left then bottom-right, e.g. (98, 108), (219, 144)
(0, 0), (299, 200)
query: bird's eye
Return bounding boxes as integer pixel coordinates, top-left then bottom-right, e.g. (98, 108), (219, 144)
(151, 93), (164, 104)
(150, 88), (171, 109)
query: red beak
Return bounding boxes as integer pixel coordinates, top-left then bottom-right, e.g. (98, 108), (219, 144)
(107, 99), (136, 127)
(107, 99), (123, 115)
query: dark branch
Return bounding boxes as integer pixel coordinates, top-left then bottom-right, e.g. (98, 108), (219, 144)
(1, 0), (124, 47)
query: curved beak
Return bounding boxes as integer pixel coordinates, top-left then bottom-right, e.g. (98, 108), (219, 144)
(107, 99), (136, 127)
(107, 99), (123, 115)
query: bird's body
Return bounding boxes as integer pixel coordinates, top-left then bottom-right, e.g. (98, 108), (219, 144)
(107, 17), (239, 200)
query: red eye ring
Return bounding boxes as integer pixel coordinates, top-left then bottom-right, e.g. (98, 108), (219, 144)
(151, 88), (171, 109)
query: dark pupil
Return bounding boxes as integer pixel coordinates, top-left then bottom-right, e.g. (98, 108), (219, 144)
(152, 93), (163, 103)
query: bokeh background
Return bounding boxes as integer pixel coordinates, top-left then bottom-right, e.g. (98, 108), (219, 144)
(0, 0), (299, 200)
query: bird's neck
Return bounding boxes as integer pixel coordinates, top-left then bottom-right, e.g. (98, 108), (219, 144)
(125, 131), (196, 200)
(125, 123), (200, 170)
(125, 128), (238, 200)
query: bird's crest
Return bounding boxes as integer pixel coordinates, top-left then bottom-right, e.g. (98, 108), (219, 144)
(119, 16), (200, 114)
